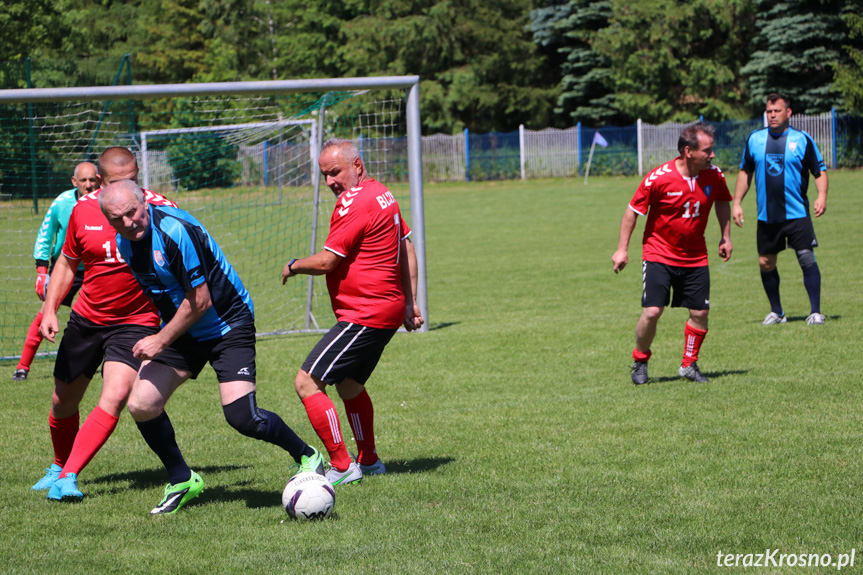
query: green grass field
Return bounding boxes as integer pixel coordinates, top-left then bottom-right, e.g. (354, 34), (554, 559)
(2, 171), (861, 574)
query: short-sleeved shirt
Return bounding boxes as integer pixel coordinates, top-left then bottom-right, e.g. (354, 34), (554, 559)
(61, 189), (176, 326)
(739, 127), (826, 224)
(116, 204), (254, 342)
(34, 188), (80, 267)
(323, 179), (410, 329)
(629, 160), (732, 267)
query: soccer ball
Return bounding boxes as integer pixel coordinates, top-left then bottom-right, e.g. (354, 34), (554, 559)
(282, 472), (335, 520)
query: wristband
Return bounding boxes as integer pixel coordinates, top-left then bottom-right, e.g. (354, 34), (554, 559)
(287, 258), (297, 274)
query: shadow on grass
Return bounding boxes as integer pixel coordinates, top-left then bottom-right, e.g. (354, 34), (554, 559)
(634, 369), (750, 385)
(753, 314), (841, 324)
(89, 463), (253, 490)
(85, 458), (454, 508)
(380, 456), (455, 474)
(428, 321), (458, 331)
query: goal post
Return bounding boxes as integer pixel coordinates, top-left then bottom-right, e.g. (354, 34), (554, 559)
(0, 76), (428, 362)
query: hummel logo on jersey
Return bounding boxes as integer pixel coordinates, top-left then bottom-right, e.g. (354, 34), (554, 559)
(237, 367), (250, 376)
(667, 191), (682, 196)
(85, 224), (103, 231)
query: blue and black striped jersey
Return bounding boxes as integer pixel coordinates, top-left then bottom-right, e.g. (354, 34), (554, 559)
(116, 204), (254, 342)
(739, 127), (826, 224)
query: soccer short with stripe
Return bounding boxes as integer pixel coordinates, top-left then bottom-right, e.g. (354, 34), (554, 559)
(302, 321), (397, 386)
(151, 322), (257, 383)
(54, 310), (158, 384)
(641, 260), (710, 311)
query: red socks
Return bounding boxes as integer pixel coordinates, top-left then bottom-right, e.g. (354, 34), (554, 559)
(17, 312), (44, 371)
(682, 323), (708, 367)
(343, 389), (377, 466)
(59, 406), (119, 478)
(302, 392), (352, 471)
(632, 348), (652, 363)
(49, 411), (80, 468)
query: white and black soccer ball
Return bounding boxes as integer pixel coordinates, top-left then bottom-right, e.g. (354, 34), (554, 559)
(282, 472), (335, 520)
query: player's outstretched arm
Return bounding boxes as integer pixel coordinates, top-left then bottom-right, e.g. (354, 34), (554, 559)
(133, 283), (212, 360)
(612, 208), (638, 274)
(39, 255), (77, 342)
(732, 170), (751, 227)
(400, 238), (423, 331)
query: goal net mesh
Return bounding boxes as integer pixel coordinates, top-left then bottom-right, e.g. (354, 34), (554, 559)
(0, 89), (410, 361)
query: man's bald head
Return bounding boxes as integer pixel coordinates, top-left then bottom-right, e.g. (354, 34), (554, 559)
(99, 179), (150, 242)
(71, 162), (99, 197)
(98, 147), (139, 186)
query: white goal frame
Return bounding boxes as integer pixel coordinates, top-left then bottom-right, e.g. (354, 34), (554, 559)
(0, 76), (429, 334)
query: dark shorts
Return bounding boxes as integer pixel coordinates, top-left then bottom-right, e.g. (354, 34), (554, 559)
(642, 260), (710, 310)
(302, 321), (398, 386)
(152, 322), (257, 383)
(54, 311), (158, 384)
(757, 217), (818, 254)
(48, 261), (85, 308)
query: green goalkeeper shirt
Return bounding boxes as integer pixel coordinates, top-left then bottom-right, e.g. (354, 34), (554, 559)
(33, 188), (79, 268)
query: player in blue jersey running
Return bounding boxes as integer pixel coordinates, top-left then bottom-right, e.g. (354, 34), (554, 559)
(98, 179), (324, 515)
(12, 163), (97, 381)
(732, 93), (829, 326)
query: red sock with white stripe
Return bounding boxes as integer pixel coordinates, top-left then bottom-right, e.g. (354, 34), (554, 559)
(302, 392), (353, 471)
(343, 389), (378, 466)
(16, 312), (44, 371)
(682, 323), (707, 367)
(59, 406), (119, 478)
(49, 411), (80, 468)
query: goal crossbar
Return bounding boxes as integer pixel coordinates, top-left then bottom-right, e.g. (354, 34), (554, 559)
(0, 76), (428, 334)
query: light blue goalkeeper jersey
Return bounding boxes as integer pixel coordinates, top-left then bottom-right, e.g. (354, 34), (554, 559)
(33, 188), (79, 267)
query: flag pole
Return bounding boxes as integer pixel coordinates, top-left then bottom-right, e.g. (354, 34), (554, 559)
(583, 140), (597, 185)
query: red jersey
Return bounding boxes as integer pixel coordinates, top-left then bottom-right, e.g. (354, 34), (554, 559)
(62, 189), (177, 326)
(324, 179), (410, 329)
(629, 161), (731, 267)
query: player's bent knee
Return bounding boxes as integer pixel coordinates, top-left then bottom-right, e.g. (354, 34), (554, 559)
(223, 392), (268, 440)
(796, 249), (816, 268)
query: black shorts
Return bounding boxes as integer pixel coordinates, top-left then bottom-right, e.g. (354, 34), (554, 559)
(54, 311), (158, 384)
(757, 217), (818, 255)
(302, 321), (398, 386)
(642, 260), (710, 310)
(152, 322), (257, 383)
(48, 261), (85, 308)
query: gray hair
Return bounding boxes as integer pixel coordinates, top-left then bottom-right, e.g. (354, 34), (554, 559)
(98, 179), (145, 211)
(321, 138), (360, 164)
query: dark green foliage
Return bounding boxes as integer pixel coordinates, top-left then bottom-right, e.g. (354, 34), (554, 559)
(834, 10), (863, 114)
(742, 0), (854, 114)
(529, 0), (620, 126)
(166, 133), (240, 190)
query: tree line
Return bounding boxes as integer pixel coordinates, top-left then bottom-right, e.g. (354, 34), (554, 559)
(1, 0), (862, 133)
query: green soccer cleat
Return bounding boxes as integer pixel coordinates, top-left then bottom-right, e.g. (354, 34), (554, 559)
(150, 471), (205, 515)
(296, 446), (325, 476)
